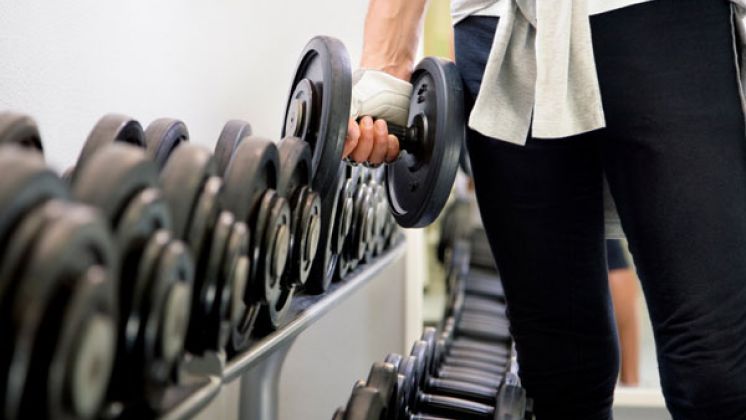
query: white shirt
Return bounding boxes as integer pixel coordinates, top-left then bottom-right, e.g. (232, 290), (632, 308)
(451, 0), (653, 25)
(450, 0), (746, 146)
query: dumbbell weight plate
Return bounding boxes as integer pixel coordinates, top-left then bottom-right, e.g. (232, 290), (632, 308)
(277, 137), (320, 288)
(72, 114), (145, 182)
(4, 202), (116, 420)
(0, 112), (43, 152)
(144, 118), (189, 170)
(0, 148), (67, 250)
(72, 144), (164, 233)
(282, 36), (351, 194)
(385, 57), (464, 228)
(48, 267), (116, 420)
(140, 232), (194, 396)
(225, 219), (256, 353)
(343, 386), (384, 420)
(307, 163), (345, 294)
(365, 362), (398, 417)
(215, 120), (252, 176)
(222, 139), (285, 306)
(251, 191), (292, 332)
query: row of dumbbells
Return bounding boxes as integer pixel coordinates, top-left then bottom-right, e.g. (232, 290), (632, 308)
(0, 111), (398, 420)
(333, 240), (533, 420)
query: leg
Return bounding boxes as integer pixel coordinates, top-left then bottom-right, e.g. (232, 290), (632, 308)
(456, 17), (618, 419)
(592, 1), (746, 417)
(607, 240), (640, 386)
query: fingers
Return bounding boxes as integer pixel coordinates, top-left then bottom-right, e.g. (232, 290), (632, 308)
(385, 134), (400, 162)
(343, 117), (360, 159)
(350, 116), (375, 163)
(344, 116), (400, 165)
(368, 119), (389, 165)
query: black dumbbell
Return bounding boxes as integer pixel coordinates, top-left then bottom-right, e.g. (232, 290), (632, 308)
(159, 143), (256, 354)
(144, 118), (189, 170)
(283, 36), (464, 230)
(221, 136), (292, 335)
(72, 143), (194, 406)
(255, 137), (323, 332)
(0, 112), (44, 153)
(68, 114), (146, 182)
(0, 146), (117, 420)
(315, 162), (354, 289)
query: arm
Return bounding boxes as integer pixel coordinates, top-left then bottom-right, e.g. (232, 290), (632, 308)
(344, 0), (428, 164)
(361, 0), (428, 79)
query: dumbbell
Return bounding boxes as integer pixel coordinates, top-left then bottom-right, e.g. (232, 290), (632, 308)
(283, 36), (464, 230)
(220, 134), (293, 335)
(158, 141), (256, 354)
(144, 118), (190, 170)
(0, 112), (44, 153)
(335, 165), (363, 280)
(346, 167), (375, 268)
(407, 340), (527, 420)
(66, 114), (147, 182)
(0, 145), (117, 420)
(464, 270), (505, 301)
(255, 137), (323, 332)
(437, 199), (472, 264)
(312, 162), (354, 290)
(72, 140), (194, 406)
(343, 362), (399, 420)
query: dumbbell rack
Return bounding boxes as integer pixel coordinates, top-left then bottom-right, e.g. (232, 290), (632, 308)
(147, 241), (406, 420)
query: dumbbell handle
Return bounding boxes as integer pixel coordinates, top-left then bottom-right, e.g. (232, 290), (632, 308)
(386, 122), (421, 154)
(356, 118), (422, 155)
(417, 392), (494, 420)
(426, 377), (496, 405)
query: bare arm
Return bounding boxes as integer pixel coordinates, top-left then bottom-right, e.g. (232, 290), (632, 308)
(361, 0), (428, 80)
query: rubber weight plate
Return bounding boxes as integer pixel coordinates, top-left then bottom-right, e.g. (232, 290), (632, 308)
(144, 118), (189, 170)
(222, 138), (283, 305)
(215, 120), (252, 176)
(72, 114), (145, 182)
(306, 163), (345, 294)
(0, 148), (67, 269)
(4, 202), (116, 420)
(277, 137), (320, 288)
(251, 190), (292, 331)
(385, 58), (464, 228)
(282, 36), (351, 194)
(0, 112), (43, 153)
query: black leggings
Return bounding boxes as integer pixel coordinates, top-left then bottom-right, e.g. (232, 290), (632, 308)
(455, 1), (746, 419)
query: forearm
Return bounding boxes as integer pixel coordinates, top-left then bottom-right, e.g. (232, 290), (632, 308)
(361, 0), (428, 80)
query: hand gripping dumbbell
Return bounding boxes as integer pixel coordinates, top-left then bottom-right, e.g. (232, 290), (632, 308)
(0, 145), (117, 420)
(158, 141), (256, 354)
(72, 138), (193, 406)
(221, 135), (294, 336)
(255, 137), (322, 332)
(283, 36), (464, 230)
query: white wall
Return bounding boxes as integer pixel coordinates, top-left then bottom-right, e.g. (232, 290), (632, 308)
(0, 0), (367, 171)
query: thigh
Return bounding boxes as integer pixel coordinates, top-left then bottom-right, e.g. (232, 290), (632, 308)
(593, 0), (746, 417)
(456, 17), (618, 419)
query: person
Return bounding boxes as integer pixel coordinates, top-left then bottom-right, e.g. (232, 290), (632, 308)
(344, 0), (746, 418)
(606, 239), (639, 387)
